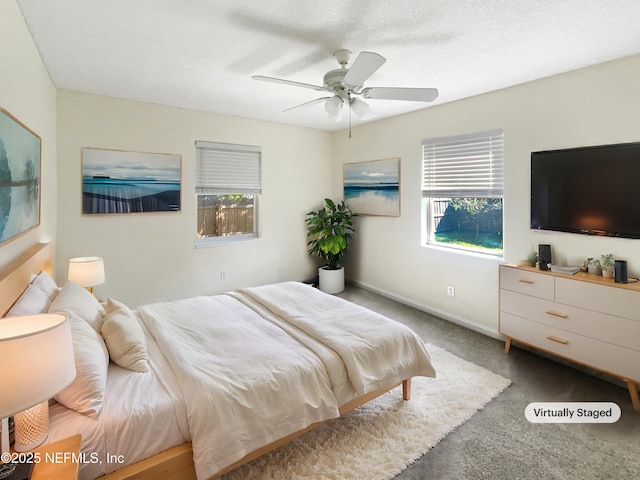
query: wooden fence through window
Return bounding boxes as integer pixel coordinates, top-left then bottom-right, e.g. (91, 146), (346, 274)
(198, 204), (254, 237)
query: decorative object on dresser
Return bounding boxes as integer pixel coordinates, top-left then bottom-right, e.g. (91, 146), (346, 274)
(0, 314), (76, 479)
(615, 260), (628, 284)
(585, 257), (602, 275)
(600, 254), (615, 278)
(537, 244), (552, 271)
(68, 256), (105, 293)
(499, 264), (640, 411)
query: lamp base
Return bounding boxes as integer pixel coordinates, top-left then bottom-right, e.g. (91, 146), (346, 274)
(13, 402), (48, 452)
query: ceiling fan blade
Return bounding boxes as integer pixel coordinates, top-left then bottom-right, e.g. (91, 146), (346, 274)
(342, 51), (386, 88)
(361, 87), (439, 102)
(283, 96), (332, 113)
(252, 75), (326, 92)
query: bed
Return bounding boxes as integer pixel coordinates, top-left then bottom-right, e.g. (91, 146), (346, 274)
(0, 243), (436, 480)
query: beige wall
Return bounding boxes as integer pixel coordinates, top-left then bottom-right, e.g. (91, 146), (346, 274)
(332, 54), (640, 335)
(56, 91), (333, 306)
(0, 0), (57, 270)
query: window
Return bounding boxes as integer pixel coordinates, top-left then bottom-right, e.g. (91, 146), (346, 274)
(195, 141), (261, 246)
(421, 129), (504, 255)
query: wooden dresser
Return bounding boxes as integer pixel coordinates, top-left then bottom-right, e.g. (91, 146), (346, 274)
(499, 264), (640, 410)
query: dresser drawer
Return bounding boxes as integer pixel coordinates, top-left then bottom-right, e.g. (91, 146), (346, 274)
(500, 313), (640, 382)
(556, 278), (640, 321)
(499, 265), (554, 300)
(500, 289), (640, 352)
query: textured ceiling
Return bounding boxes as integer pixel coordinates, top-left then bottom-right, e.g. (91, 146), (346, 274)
(16, 0), (640, 131)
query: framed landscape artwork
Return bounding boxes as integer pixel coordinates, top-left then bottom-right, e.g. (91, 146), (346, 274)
(82, 148), (181, 215)
(343, 157), (400, 216)
(0, 107), (41, 245)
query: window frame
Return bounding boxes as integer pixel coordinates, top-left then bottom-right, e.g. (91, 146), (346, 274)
(195, 141), (261, 247)
(421, 129), (504, 256)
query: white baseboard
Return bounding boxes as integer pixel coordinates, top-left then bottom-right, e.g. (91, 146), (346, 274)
(348, 279), (503, 341)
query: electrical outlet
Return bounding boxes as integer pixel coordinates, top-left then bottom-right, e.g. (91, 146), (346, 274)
(220, 271), (227, 281)
(447, 285), (455, 297)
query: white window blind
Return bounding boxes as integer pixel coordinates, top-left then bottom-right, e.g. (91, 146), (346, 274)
(195, 141), (261, 194)
(422, 129), (504, 198)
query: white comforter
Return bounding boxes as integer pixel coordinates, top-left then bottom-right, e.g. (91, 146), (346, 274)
(231, 282), (436, 398)
(138, 282), (435, 480)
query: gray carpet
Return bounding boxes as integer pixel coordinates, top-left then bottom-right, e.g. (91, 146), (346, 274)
(338, 285), (640, 480)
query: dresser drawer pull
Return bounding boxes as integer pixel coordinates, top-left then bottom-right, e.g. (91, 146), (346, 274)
(545, 310), (569, 319)
(518, 279), (535, 284)
(546, 335), (569, 345)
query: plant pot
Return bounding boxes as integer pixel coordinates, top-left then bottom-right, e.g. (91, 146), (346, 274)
(602, 268), (614, 278)
(318, 266), (345, 294)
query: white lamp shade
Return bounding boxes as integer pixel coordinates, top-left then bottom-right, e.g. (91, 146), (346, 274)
(0, 314), (76, 419)
(324, 96), (343, 116)
(68, 256), (105, 287)
(351, 98), (375, 119)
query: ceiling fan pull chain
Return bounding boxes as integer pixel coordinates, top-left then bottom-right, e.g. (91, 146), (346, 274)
(349, 93), (352, 139)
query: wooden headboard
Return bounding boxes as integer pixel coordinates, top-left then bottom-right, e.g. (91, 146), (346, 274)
(0, 243), (51, 317)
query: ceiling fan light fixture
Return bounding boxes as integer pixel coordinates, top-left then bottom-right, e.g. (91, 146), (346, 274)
(351, 97), (374, 119)
(328, 108), (343, 122)
(324, 96), (343, 115)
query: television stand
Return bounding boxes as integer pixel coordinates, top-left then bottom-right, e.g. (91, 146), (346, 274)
(499, 264), (640, 411)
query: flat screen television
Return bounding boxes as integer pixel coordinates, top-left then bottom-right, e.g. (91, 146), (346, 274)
(530, 141), (640, 239)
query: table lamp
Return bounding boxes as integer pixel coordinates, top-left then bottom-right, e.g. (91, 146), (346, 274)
(0, 314), (76, 479)
(68, 256), (105, 293)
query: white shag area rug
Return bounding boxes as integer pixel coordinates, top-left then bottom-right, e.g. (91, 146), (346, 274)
(223, 344), (511, 480)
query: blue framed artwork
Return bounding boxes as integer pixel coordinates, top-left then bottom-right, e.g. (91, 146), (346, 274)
(82, 148), (181, 215)
(0, 107), (41, 245)
(343, 157), (400, 216)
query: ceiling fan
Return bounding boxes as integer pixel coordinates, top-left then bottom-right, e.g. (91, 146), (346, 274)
(252, 49), (439, 122)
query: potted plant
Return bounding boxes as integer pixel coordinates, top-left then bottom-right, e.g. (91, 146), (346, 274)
(586, 257), (602, 275)
(601, 253), (615, 278)
(305, 198), (355, 293)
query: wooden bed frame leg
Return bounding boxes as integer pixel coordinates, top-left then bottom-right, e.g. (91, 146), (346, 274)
(402, 379), (411, 401)
(627, 380), (640, 411)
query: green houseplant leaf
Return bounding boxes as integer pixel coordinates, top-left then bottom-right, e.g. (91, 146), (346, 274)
(306, 198), (355, 270)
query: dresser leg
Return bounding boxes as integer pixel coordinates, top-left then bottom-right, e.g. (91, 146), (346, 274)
(504, 337), (511, 354)
(627, 380), (640, 411)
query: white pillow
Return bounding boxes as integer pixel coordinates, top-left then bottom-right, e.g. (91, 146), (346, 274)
(31, 271), (59, 299)
(48, 281), (105, 333)
(101, 298), (149, 373)
(54, 314), (109, 418)
(6, 284), (52, 316)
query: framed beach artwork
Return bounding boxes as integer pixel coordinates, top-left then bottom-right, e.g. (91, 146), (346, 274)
(82, 148), (181, 215)
(343, 157), (400, 216)
(0, 107), (41, 245)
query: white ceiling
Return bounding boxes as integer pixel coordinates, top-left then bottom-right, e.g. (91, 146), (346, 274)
(16, 0), (640, 132)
